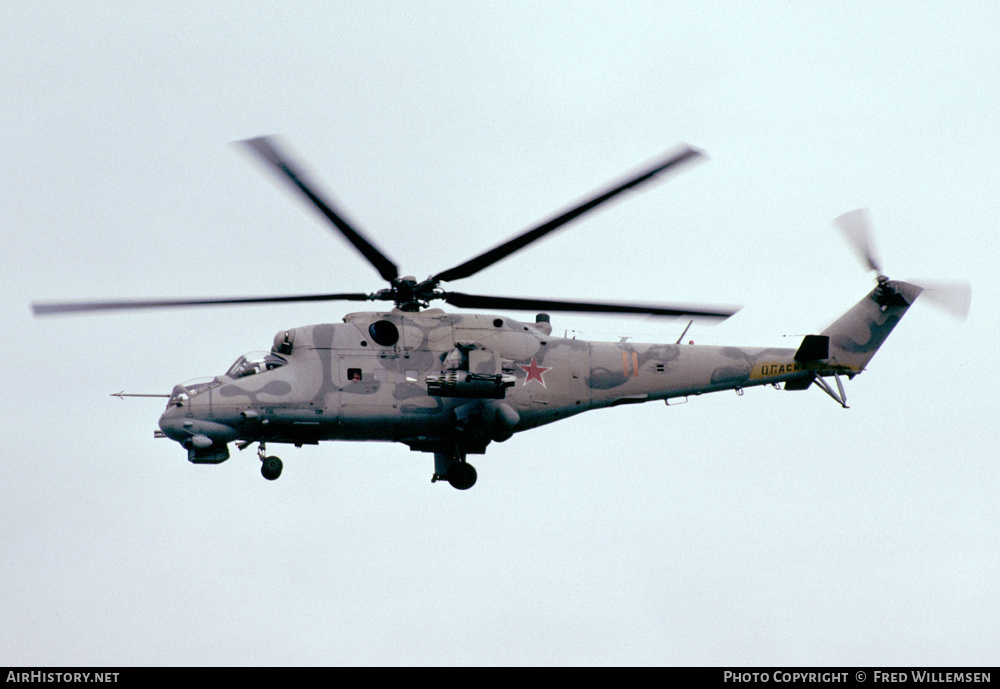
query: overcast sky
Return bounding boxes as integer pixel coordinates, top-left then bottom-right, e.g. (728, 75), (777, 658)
(3, 2), (997, 666)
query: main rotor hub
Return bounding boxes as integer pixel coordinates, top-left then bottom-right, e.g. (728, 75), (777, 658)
(389, 275), (435, 311)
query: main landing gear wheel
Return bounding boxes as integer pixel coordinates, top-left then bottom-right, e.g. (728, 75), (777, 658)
(446, 461), (477, 490)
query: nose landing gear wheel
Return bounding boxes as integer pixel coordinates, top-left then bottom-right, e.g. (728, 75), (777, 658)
(446, 461), (477, 490)
(261, 455), (283, 481)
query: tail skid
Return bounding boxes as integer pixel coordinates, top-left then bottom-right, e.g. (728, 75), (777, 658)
(813, 373), (849, 408)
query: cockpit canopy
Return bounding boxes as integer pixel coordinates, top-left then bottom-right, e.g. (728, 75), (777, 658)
(169, 376), (219, 406)
(226, 351), (288, 379)
(168, 351), (289, 407)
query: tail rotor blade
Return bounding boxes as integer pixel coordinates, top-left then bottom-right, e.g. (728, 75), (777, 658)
(911, 279), (972, 321)
(833, 208), (882, 274)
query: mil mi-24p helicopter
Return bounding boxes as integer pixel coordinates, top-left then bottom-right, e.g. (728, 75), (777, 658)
(32, 137), (969, 489)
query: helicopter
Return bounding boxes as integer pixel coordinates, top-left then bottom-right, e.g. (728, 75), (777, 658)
(31, 137), (968, 489)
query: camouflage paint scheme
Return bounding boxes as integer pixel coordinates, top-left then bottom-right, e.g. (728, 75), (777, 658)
(158, 280), (921, 484)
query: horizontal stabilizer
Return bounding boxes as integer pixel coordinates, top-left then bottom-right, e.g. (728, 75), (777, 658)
(794, 335), (830, 362)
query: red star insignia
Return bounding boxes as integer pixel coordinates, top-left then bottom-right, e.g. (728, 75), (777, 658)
(518, 357), (552, 387)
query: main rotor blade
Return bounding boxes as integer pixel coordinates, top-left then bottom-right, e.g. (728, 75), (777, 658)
(442, 292), (738, 319)
(32, 292), (373, 316)
(432, 146), (704, 284)
(239, 136), (399, 282)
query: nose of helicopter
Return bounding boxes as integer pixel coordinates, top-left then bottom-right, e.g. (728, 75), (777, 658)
(158, 406), (239, 447)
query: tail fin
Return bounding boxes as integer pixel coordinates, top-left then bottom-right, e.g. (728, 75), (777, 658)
(819, 279), (922, 374)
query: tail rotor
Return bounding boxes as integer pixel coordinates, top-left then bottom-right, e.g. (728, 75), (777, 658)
(832, 208), (970, 321)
